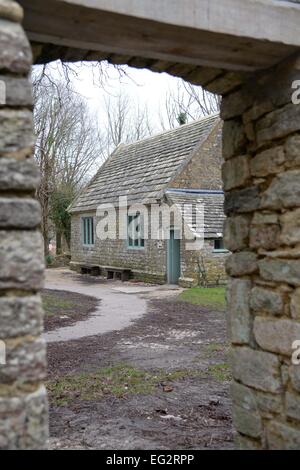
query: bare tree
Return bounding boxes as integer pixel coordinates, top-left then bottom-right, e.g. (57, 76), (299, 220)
(33, 74), (102, 255)
(33, 60), (130, 95)
(103, 91), (153, 156)
(159, 79), (220, 130)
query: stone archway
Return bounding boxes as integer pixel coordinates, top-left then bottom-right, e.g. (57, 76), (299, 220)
(1, 0), (300, 449)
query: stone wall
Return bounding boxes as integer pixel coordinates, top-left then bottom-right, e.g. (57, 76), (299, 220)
(70, 210), (167, 283)
(222, 54), (300, 449)
(180, 238), (228, 287)
(0, 0), (48, 449)
(70, 210), (227, 285)
(170, 122), (223, 190)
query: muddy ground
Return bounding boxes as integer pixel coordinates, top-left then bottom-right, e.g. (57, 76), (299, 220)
(43, 289), (99, 331)
(47, 289), (234, 450)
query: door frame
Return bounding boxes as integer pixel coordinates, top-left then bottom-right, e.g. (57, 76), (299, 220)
(167, 228), (181, 284)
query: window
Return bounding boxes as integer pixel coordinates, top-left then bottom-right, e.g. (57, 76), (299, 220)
(213, 238), (227, 252)
(127, 213), (144, 249)
(82, 217), (94, 246)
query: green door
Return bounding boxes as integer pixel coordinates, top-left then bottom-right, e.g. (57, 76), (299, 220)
(167, 229), (181, 284)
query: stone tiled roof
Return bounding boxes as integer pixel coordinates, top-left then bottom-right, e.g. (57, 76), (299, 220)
(69, 114), (220, 213)
(165, 189), (225, 238)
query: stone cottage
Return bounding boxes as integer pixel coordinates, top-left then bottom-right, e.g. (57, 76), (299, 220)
(68, 114), (228, 285)
(4, 0), (300, 450)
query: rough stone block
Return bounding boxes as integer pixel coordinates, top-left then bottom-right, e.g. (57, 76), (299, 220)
(0, 386), (48, 450)
(0, 157), (39, 190)
(285, 134), (300, 169)
(226, 252), (257, 277)
(0, 19), (32, 74)
(286, 392), (300, 422)
(267, 421), (300, 450)
(255, 391), (282, 416)
(231, 380), (282, 417)
(0, 0), (23, 23)
(256, 103), (300, 147)
(259, 258), (300, 286)
(250, 224), (279, 250)
(250, 146), (285, 177)
(0, 337), (46, 385)
(221, 89), (251, 120)
(0, 75), (32, 107)
(0, 198), (41, 228)
(291, 289), (300, 319)
(290, 365), (300, 392)
(254, 317), (300, 356)
(222, 118), (247, 160)
(250, 286), (283, 315)
(236, 434), (262, 450)
(0, 230), (44, 290)
(231, 347), (281, 393)
(261, 170), (300, 210)
(231, 381), (257, 412)
(280, 209), (300, 246)
(0, 295), (43, 339)
(233, 405), (262, 439)
(222, 155), (250, 190)
(223, 215), (250, 252)
(252, 212), (278, 225)
(228, 279), (252, 345)
(224, 187), (260, 215)
(0, 109), (33, 156)
(243, 101), (274, 125)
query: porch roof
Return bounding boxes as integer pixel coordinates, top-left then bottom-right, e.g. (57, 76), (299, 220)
(165, 188), (225, 238)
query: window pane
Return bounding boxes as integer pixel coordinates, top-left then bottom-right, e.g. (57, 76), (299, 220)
(214, 238), (224, 250)
(83, 217), (94, 245)
(89, 218), (92, 245)
(85, 219), (88, 244)
(127, 213), (144, 248)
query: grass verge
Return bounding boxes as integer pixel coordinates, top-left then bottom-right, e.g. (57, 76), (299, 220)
(179, 287), (226, 310)
(207, 363), (232, 382)
(47, 364), (198, 405)
(42, 290), (77, 318)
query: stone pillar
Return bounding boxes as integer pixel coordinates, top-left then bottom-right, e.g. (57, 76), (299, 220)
(0, 0), (48, 449)
(222, 54), (300, 449)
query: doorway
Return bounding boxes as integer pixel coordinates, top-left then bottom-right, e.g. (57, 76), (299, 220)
(167, 229), (181, 284)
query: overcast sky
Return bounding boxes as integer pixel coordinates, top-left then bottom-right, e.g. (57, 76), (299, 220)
(74, 62), (181, 127)
(35, 60), (188, 135)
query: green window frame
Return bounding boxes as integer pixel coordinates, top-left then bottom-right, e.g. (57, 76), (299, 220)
(213, 238), (228, 253)
(82, 217), (94, 246)
(127, 213), (145, 249)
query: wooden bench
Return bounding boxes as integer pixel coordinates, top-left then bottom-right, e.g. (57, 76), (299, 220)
(80, 264), (100, 276)
(103, 266), (131, 282)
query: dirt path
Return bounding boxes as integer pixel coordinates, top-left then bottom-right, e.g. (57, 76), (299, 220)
(46, 272), (234, 450)
(44, 269), (180, 342)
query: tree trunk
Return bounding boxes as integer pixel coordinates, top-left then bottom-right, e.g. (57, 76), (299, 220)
(56, 231), (62, 255)
(42, 206), (49, 257)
